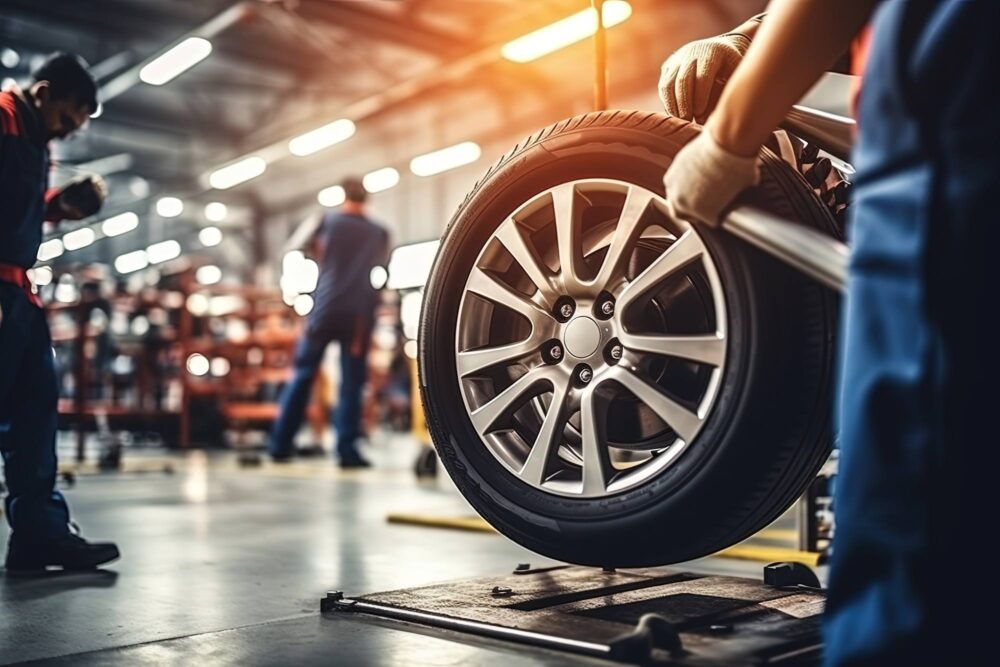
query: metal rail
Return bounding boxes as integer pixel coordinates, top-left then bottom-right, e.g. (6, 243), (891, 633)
(723, 206), (849, 293)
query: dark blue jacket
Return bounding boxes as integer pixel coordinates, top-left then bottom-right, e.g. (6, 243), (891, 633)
(0, 88), (56, 269)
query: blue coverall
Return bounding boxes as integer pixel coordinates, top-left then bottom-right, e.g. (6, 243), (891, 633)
(0, 89), (71, 546)
(825, 2), (995, 664)
(269, 212), (388, 462)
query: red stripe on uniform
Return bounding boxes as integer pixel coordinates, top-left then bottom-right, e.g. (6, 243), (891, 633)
(0, 91), (25, 137)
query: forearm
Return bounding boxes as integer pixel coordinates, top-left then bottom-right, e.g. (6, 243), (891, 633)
(708, 0), (875, 157)
(727, 13), (766, 41)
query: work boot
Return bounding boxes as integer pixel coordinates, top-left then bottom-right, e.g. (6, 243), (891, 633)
(5, 533), (120, 573)
(339, 454), (372, 470)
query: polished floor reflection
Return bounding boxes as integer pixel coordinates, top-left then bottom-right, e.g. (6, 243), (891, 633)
(1, 436), (772, 665)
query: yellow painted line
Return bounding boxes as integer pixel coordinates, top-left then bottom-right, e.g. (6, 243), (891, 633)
(387, 513), (497, 533)
(715, 544), (822, 567)
(755, 528), (798, 542)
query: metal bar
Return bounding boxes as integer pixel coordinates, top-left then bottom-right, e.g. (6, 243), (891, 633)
(722, 206), (848, 292)
(779, 105), (856, 163)
(331, 598), (614, 659)
(593, 0), (608, 111)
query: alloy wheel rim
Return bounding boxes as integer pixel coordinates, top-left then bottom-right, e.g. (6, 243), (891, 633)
(455, 179), (727, 498)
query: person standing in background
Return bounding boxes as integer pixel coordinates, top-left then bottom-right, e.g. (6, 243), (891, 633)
(269, 177), (389, 468)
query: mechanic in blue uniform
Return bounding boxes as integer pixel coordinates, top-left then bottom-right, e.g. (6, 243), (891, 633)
(269, 177), (389, 468)
(660, 2), (992, 664)
(1, 53), (119, 572)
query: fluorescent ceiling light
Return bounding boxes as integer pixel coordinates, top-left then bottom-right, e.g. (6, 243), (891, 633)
(280, 252), (319, 294)
(292, 294), (314, 317)
(156, 196), (184, 218)
(199, 226), (223, 247)
(102, 212), (139, 237)
(501, 1), (632, 63)
(204, 202), (228, 222)
(63, 227), (95, 251)
(387, 239), (440, 290)
(288, 119), (356, 157)
(363, 167), (400, 194)
(317, 185), (345, 208)
(37, 239), (64, 262)
(90, 102), (103, 119)
(209, 156), (267, 190)
(1, 48), (19, 69)
(139, 37), (213, 86)
(410, 141), (482, 177)
(146, 240), (181, 264)
(196, 265), (222, 285)
(115, 250), (148, 274)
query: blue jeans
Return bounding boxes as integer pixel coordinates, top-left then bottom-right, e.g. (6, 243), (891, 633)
(269, 316), (371, 461)
(0, 283), (71, 545)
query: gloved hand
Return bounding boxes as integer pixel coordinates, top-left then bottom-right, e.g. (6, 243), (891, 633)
(658, 33), (750, 123)
(664, 129), (760, 227)
(48, 175), (107, 221)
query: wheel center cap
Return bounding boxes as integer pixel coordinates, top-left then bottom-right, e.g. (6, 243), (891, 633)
(564, 317), (601, 358)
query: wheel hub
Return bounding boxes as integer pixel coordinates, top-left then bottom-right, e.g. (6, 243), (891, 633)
(454, 178), (728, 498)
(563, 316), (601, 358)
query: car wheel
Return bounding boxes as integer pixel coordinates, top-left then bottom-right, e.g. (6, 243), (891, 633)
(419, 111), (840, 567)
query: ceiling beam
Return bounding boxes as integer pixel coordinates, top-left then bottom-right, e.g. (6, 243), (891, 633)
(294, 0), (471, 60)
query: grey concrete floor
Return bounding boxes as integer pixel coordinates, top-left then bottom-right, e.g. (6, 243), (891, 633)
(1, 435), (772, 666)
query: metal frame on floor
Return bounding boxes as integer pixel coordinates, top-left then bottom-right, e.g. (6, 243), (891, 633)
(322, 562), (826, 666)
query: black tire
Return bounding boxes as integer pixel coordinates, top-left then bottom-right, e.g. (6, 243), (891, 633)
(419, 111), (839, 567)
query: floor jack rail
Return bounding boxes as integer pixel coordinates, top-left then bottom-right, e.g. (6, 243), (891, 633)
(323, 562), (825, 665)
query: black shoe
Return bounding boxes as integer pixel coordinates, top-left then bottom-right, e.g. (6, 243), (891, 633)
(5, 533), (120, 573)
(269, 453), (294, 463)
(339, 455), (372, 470)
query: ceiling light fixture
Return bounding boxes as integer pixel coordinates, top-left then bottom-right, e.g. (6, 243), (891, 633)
(362, 167), (400, 194)
(208, 156), (267, 190)
(139, 37), (213, 86)
(102, 212), (139, 237)
(115, 249), (148, 274)
(199, 226), (223, 247)
(62, 227), (96, 251)
(410, 141), (482, 177)
(500, 1), (632, 63)
(288, 119), (356, 157)
(317, 185), (345, 208)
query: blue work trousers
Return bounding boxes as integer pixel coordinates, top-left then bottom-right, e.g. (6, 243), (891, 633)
(0, 283), (70, 545)
(824, 3), (996, 665)
(269, 316), (371, 461)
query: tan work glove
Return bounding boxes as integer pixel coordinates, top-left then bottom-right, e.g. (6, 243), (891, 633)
(664, 130), (759, 227)
(658, 33), (750, 124)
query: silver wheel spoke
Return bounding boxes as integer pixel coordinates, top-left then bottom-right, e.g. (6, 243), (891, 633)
(595, 186), (654, 290)
(457, 335), (545, 377)
(519, 376), (570, 485)
(552, 183), (584, 292)
(579, 388), (608, 495)
(470, 368), (550, 435)
(467, 266), (552, 329)
(618, 230), (703, 309)
(495, 218), (557, 309)
(609, 367), (702, 443)
(620, 332), (725, 367)
(455, 179), (728, 499)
